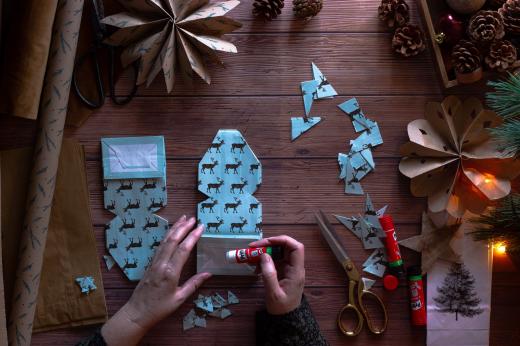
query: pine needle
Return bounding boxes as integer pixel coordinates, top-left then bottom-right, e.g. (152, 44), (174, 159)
(490, 120), (520, 156)
(486, 73), (520, 120)
(471, 194), (520, 253)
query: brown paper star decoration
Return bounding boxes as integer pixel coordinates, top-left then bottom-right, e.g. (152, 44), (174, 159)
(399, 213), (461, 274)
(399, 96), (520, 219)
(102, 0), (242, 93)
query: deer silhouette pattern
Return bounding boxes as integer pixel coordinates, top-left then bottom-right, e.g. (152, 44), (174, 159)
(102, 136), (169, 281)
(197, 130), (262, 236)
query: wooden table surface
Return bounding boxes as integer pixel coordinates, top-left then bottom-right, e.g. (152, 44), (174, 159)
(1, 0), (519, 345)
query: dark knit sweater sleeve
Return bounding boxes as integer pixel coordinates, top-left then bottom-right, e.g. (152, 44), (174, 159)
(75, 328), (107, 346)
(256, 295), (328, 346)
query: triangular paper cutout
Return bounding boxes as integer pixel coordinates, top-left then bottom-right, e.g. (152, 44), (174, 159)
(291, 117), (322, 141)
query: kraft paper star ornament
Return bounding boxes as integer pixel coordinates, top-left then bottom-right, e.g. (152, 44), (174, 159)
(399, 212), (461, 274)
(102, 0), (242, 93)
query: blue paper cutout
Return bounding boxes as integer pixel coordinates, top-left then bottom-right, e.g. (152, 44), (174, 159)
(227, 290), (239, 304)
(291, 116), (321, 141)
(198, 130), (262, 236)
(311, 62), (337, 99)
(300, 80), (319, 116)
(337, 98), (384, 194)
(102, 136), (169, 281)
(75, 276), (97, 294)
(103, 255), (116, 271)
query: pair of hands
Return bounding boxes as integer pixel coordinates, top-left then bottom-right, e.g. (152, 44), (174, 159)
(101, 216), (305, 345)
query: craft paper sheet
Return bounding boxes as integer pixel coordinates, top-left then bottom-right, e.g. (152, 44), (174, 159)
(197, 130), (262, 275)
(291, 116), (321, 140)
(427, 217), (492, 346)
(102, 136), (169, 281)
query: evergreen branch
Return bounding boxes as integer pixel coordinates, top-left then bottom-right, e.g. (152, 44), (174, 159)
(471, 194), (520, 253)
(486, 73), (520, 120)
(490, 120), (520, 156)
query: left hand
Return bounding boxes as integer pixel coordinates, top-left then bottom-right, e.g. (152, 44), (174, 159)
(101, 216), (211, 345)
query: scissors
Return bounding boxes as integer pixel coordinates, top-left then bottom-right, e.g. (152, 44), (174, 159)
(315, 210), (388, 336)
(72, 0), (138, 108)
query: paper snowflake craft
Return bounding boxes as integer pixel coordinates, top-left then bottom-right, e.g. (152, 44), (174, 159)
(399, 96), (520, 218)
(102, 0), (242, 93)
(183, 291), (239, 331)
(335, 194), (389, 277)
(399, 212), (461, 274)
(337, 98), (383, 195)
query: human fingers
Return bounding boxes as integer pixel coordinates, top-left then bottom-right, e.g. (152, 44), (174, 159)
(154, 217), (196, 265)
(175, 272), (212, 303)
(260, 254), (283, 296)
(169, 223), (205, 272)
(250, 236), (304, 268)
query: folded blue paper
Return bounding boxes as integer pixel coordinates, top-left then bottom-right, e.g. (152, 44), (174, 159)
(291, 116), (321, 141)
(102, 136), (169, 281)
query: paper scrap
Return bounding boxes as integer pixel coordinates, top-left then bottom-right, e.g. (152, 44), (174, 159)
(209, 308), (232, 319)
(183, 309), (197, 331)
(103, 255), (116, 271)
(362, 277), (376, 290)
(194, 315), (207, 328)
(362, 248), (387, 268)
(311, 62), (337, 99)
(211, 293), (227, 309)
(194, 295), (214, 313)
(300, 80), (319, 115)
(75, 276), (97, 294)
(334, 215), (361, 239)
(227, 290), (239, 304)
(291, 116), (321, 141)
(337, 98), (384, 195)
(359, 217), (384, 249)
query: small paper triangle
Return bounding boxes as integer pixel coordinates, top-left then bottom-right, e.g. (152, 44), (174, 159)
(311, 62), (337, 99)
(291, 117), (322, 141)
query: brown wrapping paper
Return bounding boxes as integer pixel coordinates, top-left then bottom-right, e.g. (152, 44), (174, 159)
(7, 0), (84, 344)
(0, 159), (6, 346)
(399, 96), (520, 220)
(1, 141), (107, 332)
(0, 0), (59, 120)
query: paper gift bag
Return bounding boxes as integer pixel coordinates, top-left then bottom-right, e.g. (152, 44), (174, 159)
(1, 140), (107, 332)
(197, 130), (262, 276)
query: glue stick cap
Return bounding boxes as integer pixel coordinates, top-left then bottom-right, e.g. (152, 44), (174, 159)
(269, 246), (284, 261)
(225, 250), (237, 263)
(383, 274), (399, 291)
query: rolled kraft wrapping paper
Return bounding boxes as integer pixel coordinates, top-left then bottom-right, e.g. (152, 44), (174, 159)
(0, 0), (59, 119)
(7, 0), (84, 345)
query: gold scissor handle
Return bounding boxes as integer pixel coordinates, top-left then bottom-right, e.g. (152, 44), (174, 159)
(337, 303), (364, 336)
(358, 289), (388, 335)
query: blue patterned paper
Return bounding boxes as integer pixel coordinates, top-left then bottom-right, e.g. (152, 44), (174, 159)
(198, 130), (262, 236)
(291, 116), (321, 141)
(311, 62), (337, 99)
(300, 80), (319, 116)
(102, 136), (168, 281)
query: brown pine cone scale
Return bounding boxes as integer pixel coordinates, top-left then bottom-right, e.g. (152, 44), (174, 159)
(452, 40), (481, 74)
(468, 10), (505, 43)
(392, 24), (426, 57)
(485, 39), (518, 71)
(253, 0), (285, 20)
(499, 0), (520, 35)
(378, 0), (410, 28)
(293, 0), (322, 19)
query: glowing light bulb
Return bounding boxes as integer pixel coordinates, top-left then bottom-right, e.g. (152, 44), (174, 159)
(494, 243), (507, 255)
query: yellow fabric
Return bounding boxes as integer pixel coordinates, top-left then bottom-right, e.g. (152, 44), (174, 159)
(1, 140), (107, 332)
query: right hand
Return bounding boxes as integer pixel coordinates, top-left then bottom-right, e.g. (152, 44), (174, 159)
(249, 236), (305, 315)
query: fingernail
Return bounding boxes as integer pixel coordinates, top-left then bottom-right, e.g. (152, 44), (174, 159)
(198, 224), (205, 230)
(181, 215), (186, 221)
(189, 216), (196, 223)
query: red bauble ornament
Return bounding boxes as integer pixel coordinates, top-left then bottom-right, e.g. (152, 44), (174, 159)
(436, 12), (465, 47)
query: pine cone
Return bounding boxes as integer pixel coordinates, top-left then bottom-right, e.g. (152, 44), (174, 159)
(452, 40), (482, 73)
(253, 0), (284, 20)
(485, 39), (518, 71)
(468, 10), (505, 44)
(378, 0), (410, 28)
(293, 0), (322, 19)
(392, 24), (426, 57)
(499, 0), (520, 35)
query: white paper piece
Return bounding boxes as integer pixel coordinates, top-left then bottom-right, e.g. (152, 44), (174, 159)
(108, 143), (159, 173)
(103, 255), (116, 271)
(362, 277), (376, 290)
(427, 215), (492, 346)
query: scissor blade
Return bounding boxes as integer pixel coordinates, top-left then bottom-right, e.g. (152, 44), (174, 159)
(315, 210), (350, 265)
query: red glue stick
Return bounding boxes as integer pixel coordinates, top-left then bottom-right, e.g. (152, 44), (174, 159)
(225, 246), (284, 264)
(379, 215), (404, 277)
(407, 266), (426, 327)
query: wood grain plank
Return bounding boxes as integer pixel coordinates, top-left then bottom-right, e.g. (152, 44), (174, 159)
(113, 34), (441, 96)
(85, 158), (426, 226)
(61, 95), (442, 160)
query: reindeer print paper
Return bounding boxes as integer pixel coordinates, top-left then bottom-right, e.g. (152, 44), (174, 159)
(291, 116), (322, 141)
(102, 136), (169, 281)
(337, 98), (384, 195)
(197, 130), (262, 275)
(299, 62), (337, 116)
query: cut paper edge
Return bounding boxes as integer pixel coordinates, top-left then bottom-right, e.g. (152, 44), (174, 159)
(291, 117), (322, 141)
